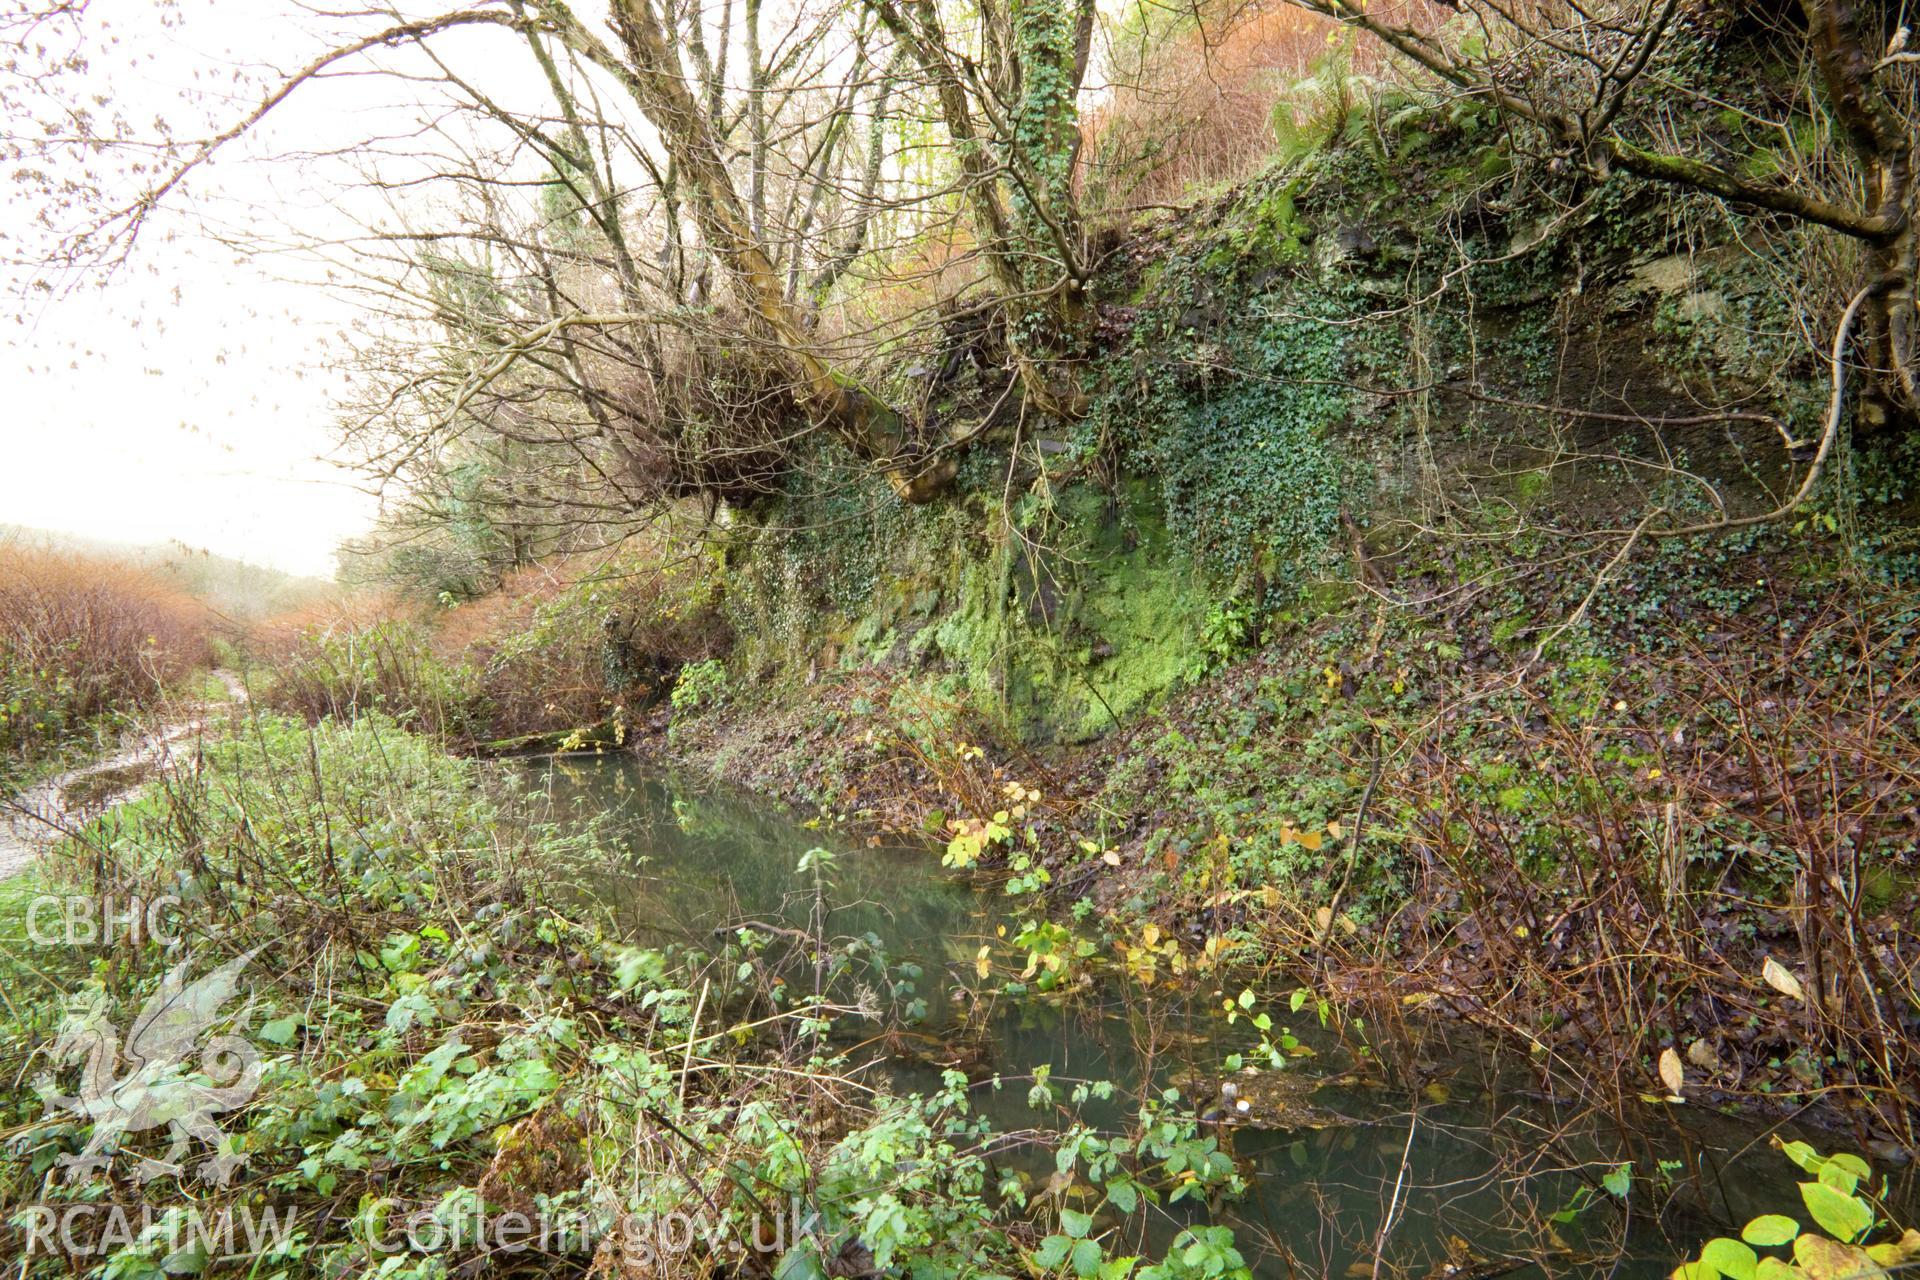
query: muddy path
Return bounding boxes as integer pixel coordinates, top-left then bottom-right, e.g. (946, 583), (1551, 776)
(0, 671), (245, 880)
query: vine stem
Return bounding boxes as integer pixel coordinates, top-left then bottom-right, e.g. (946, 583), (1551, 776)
(1526, 505), (1664, 668)
(1317, 720), (1384, 965)
(1626, 278), (1883, 539)
(1371, 1107), (1419, 1280)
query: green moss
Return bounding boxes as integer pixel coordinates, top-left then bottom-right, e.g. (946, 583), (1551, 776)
(1513, 467), (1551, 506)
(917, 482), (1210, 742)
(1052, 503), (1209, 738)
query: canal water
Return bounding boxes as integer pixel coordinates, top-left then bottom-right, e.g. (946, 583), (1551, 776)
(523, 752), (1908, 1279)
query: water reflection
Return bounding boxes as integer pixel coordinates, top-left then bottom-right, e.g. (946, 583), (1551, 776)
(519, 752), (1910, 1279)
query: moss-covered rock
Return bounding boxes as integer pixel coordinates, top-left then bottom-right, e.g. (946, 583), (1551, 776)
(931, 482), (1211, 742)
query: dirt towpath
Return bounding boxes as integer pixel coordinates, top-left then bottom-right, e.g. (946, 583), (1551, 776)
(0, 671), (245, 881)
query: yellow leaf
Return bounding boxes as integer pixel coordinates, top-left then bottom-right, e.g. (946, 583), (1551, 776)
(1763, 956), (1807, 1003)
(1865, 1230), (1920, 1266)
(1297, 829), (1324, 852)
(975, 944), (993, 980)
(1327, 820), (1345, 840)
(1796, 1236), (1888, 1280)
(1658, 1047), (1685, 1098)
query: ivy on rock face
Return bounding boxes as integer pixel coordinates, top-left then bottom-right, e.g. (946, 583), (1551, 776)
(1155, 308), (1346, 585)
(1098, 275), (1350, 592)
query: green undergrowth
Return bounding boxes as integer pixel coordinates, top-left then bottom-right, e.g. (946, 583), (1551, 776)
(0, 711), (1254, 1279)
(1071, 522), (1920, 1116)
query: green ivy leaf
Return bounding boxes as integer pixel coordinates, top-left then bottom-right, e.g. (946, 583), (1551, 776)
(257, 1016), (301, 1047)
(1072, 1239), (1105, 1278)
(1061, 1208), (1095, 1240)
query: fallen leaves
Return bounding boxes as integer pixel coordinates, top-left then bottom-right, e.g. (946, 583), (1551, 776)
(1657, 1046), (1686, 1101)
(1762, 956), (1807, 1003)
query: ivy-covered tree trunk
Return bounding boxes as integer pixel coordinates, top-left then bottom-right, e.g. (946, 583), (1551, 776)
(870, 0), (1097, 419)
(1004, 0), (1098, 398)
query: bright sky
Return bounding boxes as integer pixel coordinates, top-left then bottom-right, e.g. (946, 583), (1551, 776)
(3, 242), (371, 579)
(0, 2), (427, 579)
(1, 0), (1104, 579)
(0, 0), (686, 578)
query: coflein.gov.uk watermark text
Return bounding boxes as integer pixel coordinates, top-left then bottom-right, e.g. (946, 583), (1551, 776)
(17, 1199), (838, 1262)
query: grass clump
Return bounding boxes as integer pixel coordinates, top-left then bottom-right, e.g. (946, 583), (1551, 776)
(250, 599), (485, 743)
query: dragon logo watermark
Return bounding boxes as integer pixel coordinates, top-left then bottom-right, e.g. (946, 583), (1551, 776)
(36, 947), (264, 1186)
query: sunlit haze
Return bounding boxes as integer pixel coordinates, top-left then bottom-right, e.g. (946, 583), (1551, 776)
(1, 2), (438, 578)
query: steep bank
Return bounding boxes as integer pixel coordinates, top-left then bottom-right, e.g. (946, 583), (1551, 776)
(644, 123), (1920, 1141)
(663, 515), (1919, 1136)
(259, 110), (1920, 1141)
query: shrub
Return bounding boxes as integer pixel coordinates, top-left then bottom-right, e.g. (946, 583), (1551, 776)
(1083, 0), (1445, 209)
(439, 536), (731, 742)
(669, 657), (727, 712)
(0, 545), (211, 776)
(252, 533), (731, 747)
(252, 596), (484, 741)
(432, 565), (619, 742)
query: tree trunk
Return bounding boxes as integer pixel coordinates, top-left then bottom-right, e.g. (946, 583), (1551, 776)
(554, 0), (956, 500)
